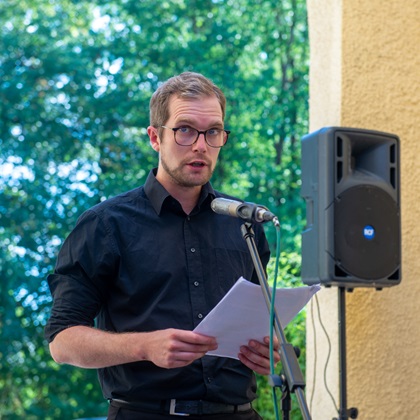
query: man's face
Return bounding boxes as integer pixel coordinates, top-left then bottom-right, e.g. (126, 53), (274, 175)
(149, 95), (224, 190)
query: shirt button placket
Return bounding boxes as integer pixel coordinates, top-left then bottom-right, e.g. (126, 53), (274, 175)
(184, 217), (206, 328)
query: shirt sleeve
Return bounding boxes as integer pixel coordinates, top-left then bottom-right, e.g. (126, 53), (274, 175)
(44, 209), (118, 343)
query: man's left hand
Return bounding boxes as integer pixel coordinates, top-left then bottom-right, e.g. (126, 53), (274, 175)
(238, 336), (280, 375)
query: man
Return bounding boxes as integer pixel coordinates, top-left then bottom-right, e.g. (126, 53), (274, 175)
(45, 72), (280, 419)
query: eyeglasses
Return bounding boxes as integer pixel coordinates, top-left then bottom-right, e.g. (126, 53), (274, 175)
(160, 126), (230, 148)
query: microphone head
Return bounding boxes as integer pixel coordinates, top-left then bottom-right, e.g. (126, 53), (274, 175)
(211, 197), (279, 225)
(211, 197), (241, 217)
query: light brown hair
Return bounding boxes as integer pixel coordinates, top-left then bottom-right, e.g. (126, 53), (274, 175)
(149, 72), (226, 129)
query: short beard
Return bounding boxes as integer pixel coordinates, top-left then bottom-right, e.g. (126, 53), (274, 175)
(160, 156), (213, 188)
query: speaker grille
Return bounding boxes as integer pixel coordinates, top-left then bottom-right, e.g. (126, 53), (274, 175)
(334, 185), (400, 280)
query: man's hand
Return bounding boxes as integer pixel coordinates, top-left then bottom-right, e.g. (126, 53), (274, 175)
(237, 336), (280, 375)
(142, 329), (218, 369)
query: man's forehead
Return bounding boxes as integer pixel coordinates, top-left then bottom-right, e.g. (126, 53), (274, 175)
(168, 95), (224, 123)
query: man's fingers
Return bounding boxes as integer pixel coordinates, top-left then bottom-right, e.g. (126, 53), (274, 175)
(173, 330), (218, 351)
(238, 346), (271, 375)
(237, 338), (281, 375)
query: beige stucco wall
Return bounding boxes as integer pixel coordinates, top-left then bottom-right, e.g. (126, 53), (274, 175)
(306, 1), (420, 419)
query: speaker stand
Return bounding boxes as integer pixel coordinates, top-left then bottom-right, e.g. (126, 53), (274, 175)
(333, 287), (359, 420)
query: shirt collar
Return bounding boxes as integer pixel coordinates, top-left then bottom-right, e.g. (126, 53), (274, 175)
(144, 168), (216, 215)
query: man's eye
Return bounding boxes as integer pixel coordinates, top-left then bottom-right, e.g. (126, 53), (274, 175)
(207, 128), (220, 136)
(178, 126), (192, 133)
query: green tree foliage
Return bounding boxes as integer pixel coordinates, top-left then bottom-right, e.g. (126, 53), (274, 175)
(0, 0), (308, 418)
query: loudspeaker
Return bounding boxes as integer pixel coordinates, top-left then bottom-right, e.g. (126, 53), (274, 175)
(301, 127), (401, 289)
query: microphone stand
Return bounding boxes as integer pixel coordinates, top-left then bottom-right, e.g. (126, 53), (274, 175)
(240, 222), (311, 420)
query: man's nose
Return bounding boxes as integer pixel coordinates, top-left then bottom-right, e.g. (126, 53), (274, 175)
(193, 132), (207, 151)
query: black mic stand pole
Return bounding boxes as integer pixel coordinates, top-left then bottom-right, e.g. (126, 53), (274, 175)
(240, 222), (312, 420)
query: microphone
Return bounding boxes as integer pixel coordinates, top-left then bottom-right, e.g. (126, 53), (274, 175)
(211, 197), (279, 225)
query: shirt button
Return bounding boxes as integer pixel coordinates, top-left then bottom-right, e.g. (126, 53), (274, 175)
(197, 313), (203, 319)
(194, 281), (199, 287)
(207, 377), (213, 383)
(191, 248), (196, 253)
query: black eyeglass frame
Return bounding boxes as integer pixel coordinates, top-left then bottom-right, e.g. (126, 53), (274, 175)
(159, 125), (230, 148)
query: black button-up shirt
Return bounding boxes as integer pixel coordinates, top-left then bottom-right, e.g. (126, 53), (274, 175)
(45, 169), (270, 404)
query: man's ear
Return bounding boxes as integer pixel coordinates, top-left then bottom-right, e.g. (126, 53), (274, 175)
(147, 126), (160, 152)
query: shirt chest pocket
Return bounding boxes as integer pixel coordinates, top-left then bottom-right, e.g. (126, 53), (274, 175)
(121, 233), (161, 281)
(215, 248), (255, 293)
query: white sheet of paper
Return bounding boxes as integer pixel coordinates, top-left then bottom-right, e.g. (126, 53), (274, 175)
(193, 277), (321, 359)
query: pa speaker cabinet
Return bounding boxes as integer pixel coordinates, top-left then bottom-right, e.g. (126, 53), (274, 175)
(301, 127), (401, 289)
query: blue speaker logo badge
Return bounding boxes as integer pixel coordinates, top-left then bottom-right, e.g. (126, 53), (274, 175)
(363, 225), (375, 240)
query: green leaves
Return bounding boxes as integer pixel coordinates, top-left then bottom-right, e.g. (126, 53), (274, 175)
(1, 0), (308, 417)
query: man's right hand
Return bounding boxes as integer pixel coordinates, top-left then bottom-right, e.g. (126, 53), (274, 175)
(140, 328), (218, 369)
